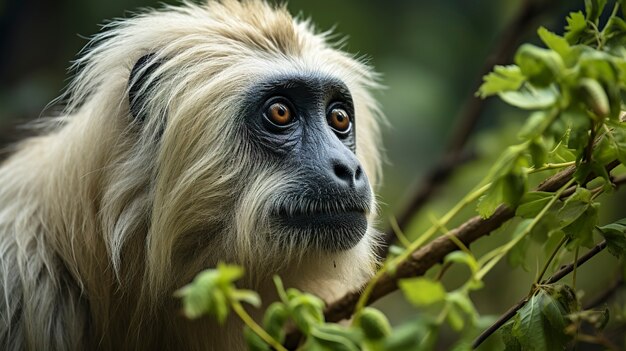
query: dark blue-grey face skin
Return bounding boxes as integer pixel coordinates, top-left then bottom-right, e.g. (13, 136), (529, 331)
(241, 73), (372, 251)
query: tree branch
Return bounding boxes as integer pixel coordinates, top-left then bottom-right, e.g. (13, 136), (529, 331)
(284, 162), (622, 349)
(469, 173), (626, 349)
(285, 168), (626, 350)
(471, 241), (608, 349)
(325, 166), (577, 324)
(378, 0), (564, 259)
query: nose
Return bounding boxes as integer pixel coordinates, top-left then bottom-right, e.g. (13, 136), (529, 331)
(329, 156), (367, 190)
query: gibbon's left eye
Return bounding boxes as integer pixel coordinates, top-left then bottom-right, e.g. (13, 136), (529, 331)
(327, 107), (351, 135)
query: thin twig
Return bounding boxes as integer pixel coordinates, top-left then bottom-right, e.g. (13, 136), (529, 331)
(471, 298), (529, 350)
(469, 175), (626, 349)
(471, 241), (608, 349)
(377, 0), (563, 259)
(325, 166), (576, 324)
(283, 164), (623, 348)
(543, 241), (607, 284)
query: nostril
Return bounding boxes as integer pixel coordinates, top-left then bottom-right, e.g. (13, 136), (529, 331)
(355, 166), (363, 181)
(333, 163), (353, 184)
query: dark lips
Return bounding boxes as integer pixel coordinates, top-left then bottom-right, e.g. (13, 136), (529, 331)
(273, 206), (369, 251)
(278, 209), (367, 228)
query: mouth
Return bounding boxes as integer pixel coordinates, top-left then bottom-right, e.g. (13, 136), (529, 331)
(277, 208), (367, 228)
(272, 203), (369, 251)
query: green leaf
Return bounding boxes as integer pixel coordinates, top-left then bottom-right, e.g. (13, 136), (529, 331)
(510, 290), (571, 350)
(358, 308), (392, 340)
(499, 85), (559, 109)
(547, 140), (577, 164)
(540, 292), (568, 337)
(263, 302), (289, 343)
(604, 121), (626, 165)
(244, 327), (272, 351)
(383, 321), (433, 351)
(447, 291), (478, 323)
(561, 109), (591, 152)
(557, 187), (593, 228)
(478, 65), (525, 97)
(546, 284), (579, 315)
(502, 172), (527, 208)
(514, 44), (563, 86)
(519, 111), (553, 140)
(232, 289), (261, 308)
(507, 219), (534, 270)
(562, 203), (599, 249)
(174, 264), (251, 323)
(578, 78), (610, 118)
(605, 17), (626, 48)
(529, 138), (548, 167)
(500, 322), (522, 351)
(388, 244), (404, 257)
(597, 218), (626, 257)
(529, 208), (562, 243)
(309, 324), (360, 351)
(565, 11), (587, 43)
(399, 278), (446, 307)
(449, 341), (472, 351)
(593, 134), (618, 164)
(516, 192), (554, 218)
(585, 0), (607, 23)
(477, 179), (505, 218)
(446, 304), (465, 332)
(614, 55), (626, 84)
(444, 251), (479, 276)
(487, 144), (529, 179)
(216, 262), (244, 286)
(211, 289), (229, 324)
(582, 52), (618, 80)
(538, 27), (571, 59)
(508, 234), (531, 270)
(511, 219), (533, 239)
(175, 269), (220, 319)
(288, 292), (325, 335)
(477, 146), (529, 218)
(176, 280), (215, 319)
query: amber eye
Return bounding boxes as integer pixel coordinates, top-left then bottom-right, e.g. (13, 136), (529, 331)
(266, 102), (293, 126)
(328, 108), (351, 133)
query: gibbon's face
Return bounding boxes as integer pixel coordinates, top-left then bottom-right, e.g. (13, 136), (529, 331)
(241, 72), (372, 252)
(128, 38), (378, 257)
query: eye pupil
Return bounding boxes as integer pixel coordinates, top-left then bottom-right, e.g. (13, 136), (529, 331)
(267, 102), (293, 126)
(328, 108), (351, 133)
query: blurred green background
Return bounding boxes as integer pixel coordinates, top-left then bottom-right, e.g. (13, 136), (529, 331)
(2, 0), (625, 349)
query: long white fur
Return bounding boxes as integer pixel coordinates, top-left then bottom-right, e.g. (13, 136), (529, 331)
(0, 1), (383, 350)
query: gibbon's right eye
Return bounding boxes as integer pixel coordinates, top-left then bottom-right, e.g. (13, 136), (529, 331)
(264, 100), (294, 127)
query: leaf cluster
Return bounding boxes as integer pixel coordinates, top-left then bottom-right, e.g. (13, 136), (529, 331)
(175, 263), (260, 322)
(477, 0), (626, 219)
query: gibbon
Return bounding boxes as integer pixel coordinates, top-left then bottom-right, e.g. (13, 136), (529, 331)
(0, 0), (383, 350)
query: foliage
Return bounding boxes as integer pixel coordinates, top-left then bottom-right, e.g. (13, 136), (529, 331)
(500, 285), (577, 350)
(177, 1), (626, 350)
